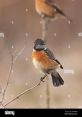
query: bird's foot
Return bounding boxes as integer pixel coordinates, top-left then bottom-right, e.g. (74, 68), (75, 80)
(40, 75), (47, 82)
(40, 77), (45, 82)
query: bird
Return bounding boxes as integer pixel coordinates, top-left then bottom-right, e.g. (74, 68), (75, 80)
(32, 38), (64, 87)
(35, 0), (72, 24)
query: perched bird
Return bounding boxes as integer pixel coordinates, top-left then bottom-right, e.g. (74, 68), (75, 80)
(35, 0), (72, 23)
(32, 38), (64, 87)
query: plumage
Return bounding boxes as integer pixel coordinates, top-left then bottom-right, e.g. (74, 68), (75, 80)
(32, 39), (64, 87)
(44, 48), (63, 69)
(35, 0), (72, 22)
(51, 71), (64, 87)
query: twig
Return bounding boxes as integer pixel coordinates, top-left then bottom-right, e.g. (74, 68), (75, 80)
(13, 47), (25, 63)
(3, 80), (42, 107)
(1, 46), (26, 106)
(1, 55), (14, 104)
(41, 18), (49, 41)
(46, 77), (50, 108)
(41, 18), (50, 108)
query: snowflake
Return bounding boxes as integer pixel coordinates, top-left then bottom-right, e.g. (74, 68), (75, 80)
(68, 20), (71, 24)
(11, 45), (14, 49)
(40, 94), (43, 99)
(11, 70), (14, 74)
(78, 32), (82, 37)
(64, 69), (75, 74)
(40, 20), (42, 24)
(25, 8), (28, 12)
(53, 33), (57, 37)
(25, 33), (28, 37)
(25, 82), (28, 86)
(0, 33), (4, 38)
(11, 20), (14, 25)
(25, 58), (28, 62)
(68, 45), (71, 49)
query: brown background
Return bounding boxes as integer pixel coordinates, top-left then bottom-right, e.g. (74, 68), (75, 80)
(0, 0), (82, 108)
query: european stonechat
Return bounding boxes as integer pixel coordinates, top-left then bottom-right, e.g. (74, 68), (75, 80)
(32, 39), (64, 87)
(35, 0), (72, 23)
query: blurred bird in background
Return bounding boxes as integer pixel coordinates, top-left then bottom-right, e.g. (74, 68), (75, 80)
(35, 0), (72, 39)
(32, 39), (64, 87)
(35, 0), (72, 23)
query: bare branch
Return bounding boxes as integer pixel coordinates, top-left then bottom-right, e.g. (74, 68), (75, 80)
(41, 19), (50, 108)
(13, 47), (25, 63)
(1, 55), (14, 104)
(41, 18), (49, 41)
(46, 77), (50, 108)
(3, 80), (42, 107)
(1, 45), (26, 106)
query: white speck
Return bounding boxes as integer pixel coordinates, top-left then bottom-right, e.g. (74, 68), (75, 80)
(25, 33), (28, 37)
(11, 20), (14, 24)
(40, 94), (43, 98)
(68, 45), (71, 49)
(25, 8), (28, 12)
(25, 58), (28, 61)
(11, 45), (14, 49)
(68, 94), (71, 98)
(2, 89), (4, 93)
(40, 21), (42, 24)
(64, 69), (75, 74)
(11, 70), (14, 73)
(78, 32), (82, 37)
(25, 82), (28, 86)
(68, 20), (71, 24)
(0, 33), (4, 38)
(14, 48), (25, 62)
(54, 33), (57, 37)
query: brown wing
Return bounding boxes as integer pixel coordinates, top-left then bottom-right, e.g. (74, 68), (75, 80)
(44, 48), (63, 69)
(44, 0), (72, 22)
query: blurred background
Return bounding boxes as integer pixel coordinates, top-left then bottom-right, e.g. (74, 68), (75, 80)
(0, 0), (82, 108)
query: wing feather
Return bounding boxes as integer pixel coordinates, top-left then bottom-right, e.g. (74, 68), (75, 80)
(44, 48), (63, 69)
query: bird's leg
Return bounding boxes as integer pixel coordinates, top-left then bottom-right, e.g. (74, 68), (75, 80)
(40, 74), (47, 82)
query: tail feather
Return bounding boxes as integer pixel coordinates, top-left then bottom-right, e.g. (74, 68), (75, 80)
(52, 4), (72, 23)
(51, 72), (64, 87)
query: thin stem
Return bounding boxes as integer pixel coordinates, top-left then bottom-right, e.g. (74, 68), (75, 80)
(3, 80), (42, 107)
(46, 76), (50, 108)
(1, 46), (26, 106)
(1, 55), (14, 104)
(13, 47), (25, 63)
(41, 18), (49, 41)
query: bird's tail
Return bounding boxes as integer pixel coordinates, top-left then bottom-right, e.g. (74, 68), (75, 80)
(51, 71), (64, 87)
(53, 4), (72, 24)
(57, 8), (72, 24)
(63, 14), (72, 24)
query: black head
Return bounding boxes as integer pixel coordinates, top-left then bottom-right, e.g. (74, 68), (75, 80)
(34, 39), (45, 51)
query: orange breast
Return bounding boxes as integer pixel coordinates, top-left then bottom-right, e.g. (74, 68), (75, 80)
(35, 0), (56, 18)
(32, 51), (59, 70)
